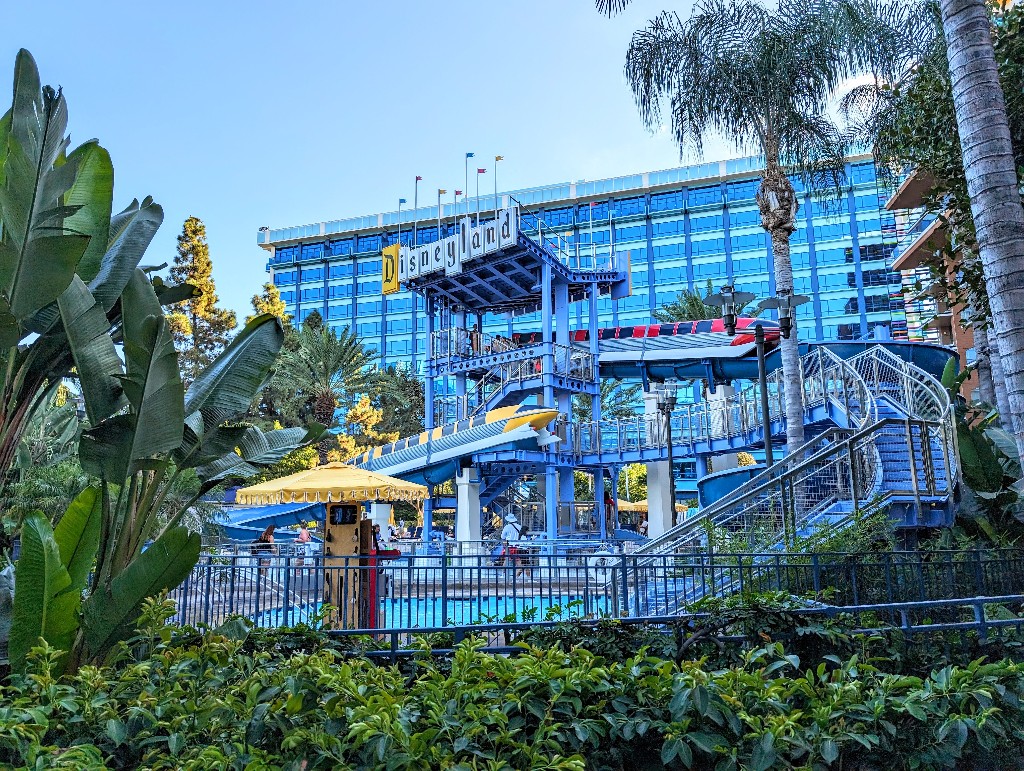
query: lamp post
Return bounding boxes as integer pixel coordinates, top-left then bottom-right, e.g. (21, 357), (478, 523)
(705, 284), (756, 335)
(657, 388), (679, 526)
(756, 291), (810, 341)
(755, 324), (774, 468)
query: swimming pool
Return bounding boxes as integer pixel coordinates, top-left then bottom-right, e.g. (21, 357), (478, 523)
(253, 592), (614, 629)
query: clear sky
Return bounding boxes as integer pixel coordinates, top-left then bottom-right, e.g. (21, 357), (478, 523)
(5, 0), (737, 322)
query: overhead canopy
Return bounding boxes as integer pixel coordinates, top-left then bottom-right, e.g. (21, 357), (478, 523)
(235, 462), (428, 506)
(630, 499), (688, 513)
(617, 499), (646, 513)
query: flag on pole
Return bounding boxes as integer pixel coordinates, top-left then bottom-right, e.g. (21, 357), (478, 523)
(438, 189), (447, 195)
(416, 175), (423, 181)
(495, 155), (504, 162)
(399, 198), (407, 204)
(466, 152), (475, 158)
(455, 190), (462, 196)
(477, 168), (487, 174)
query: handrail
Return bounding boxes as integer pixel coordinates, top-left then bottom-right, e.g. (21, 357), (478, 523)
(634, 346), (957, 557)
(573, 344), (876, 456)
(510, 194), (617, 273)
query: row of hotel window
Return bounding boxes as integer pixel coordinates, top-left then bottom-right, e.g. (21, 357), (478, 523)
(267, 165), (882, 265)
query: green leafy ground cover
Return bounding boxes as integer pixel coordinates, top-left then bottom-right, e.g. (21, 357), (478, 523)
(4, 598), (1024, 770)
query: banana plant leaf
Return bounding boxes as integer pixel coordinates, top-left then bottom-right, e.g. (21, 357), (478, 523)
(58, 276), (124, 423)
(182, 314), (284, 428)
(9, 512), (80, 671)
(194, 425), (319, 483)
(0, 51), (89, 343)
(79, 270), (183, 480)
(81, 526), (200, 660)
(53, 486), (102, 593)
(89, 197), (163, 312)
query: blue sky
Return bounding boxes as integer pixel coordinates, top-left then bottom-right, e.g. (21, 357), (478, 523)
(5, 0), (735, 321)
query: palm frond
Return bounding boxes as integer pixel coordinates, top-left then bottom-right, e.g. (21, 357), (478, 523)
(595, 0), (634, 16)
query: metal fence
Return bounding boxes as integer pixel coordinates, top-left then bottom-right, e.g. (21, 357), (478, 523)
(168, 549), (1024, 635)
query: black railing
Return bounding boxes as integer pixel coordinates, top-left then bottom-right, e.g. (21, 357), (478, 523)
(168, 549), (1024, 635)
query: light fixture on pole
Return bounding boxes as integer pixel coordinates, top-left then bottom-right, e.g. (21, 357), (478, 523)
(754, 324), (774, 468)
(705, 284), (756, 335)
(755, 292), (810, 339)
(656, 387), (679, 526)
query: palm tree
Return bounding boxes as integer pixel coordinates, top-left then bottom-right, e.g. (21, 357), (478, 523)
(597, 0), (856, 458)
(935, 0), (1024, 458)
(654, 280), (757, 323)
(282, 324), (377, 463)
(842, 0), (1024, 452)
(573, 379), (643, 423)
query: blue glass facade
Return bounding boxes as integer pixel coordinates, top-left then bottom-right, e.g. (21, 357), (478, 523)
(259, 155), (906, 372)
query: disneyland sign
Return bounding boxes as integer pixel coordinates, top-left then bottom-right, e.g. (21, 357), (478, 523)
(398, 205), (518, 283)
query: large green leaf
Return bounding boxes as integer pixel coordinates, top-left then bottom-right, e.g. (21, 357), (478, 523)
(58, 276), (124, 423)
(9, 512), (80, 671)
(89, 197), (163, 312)
(53, 486), (102, 593)
(63, 142), (113, 283)
(194, 425), (315, 482)
(82, 526), (200, 659)
(183, 314), (284, 427)
(0, 51), (89, 331)
(80, 270), (183, 480)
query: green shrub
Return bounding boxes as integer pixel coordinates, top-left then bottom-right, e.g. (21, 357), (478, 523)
(5, 604), (1024, 769)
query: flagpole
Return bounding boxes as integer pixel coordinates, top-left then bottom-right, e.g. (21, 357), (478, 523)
(413, 176), (421, 247)
(475, 169), (482, 226)
(464, 152), (474, 225)
(494, 155), (503, 213)
(398, 198), (403, 246)
(437, 189), (446, 240)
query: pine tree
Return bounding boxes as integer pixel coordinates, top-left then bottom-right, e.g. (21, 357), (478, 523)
(248, 282), (291, 325)
(166, 216), (237, 386)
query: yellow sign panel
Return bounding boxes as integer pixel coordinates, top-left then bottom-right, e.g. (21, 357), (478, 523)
(382, 243), (400, 295)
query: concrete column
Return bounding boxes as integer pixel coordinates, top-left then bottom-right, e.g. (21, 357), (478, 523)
(707, 383), (738, 471)
(455, 466), (481, 543)
(643, 390), (673, 539)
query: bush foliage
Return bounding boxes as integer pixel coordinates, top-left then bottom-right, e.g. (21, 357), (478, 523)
(4, 599), (1024, 770)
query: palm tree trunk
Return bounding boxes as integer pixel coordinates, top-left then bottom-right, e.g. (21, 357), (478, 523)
(941, 0), (1024, 459)
(313, 394), (337, 465)
(758, 165), (805, 458)
(987, 327), (1012, 423)
(973, 321), (996, 406)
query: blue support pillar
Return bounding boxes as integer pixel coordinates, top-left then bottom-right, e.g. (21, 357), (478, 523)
(424, 295), (436, 430)
(454, 309), (467, 418)
(594, 472), (606, 541)
(554, 278), (573, 532)
(423, 294), (436, 543)
(542, 263), (557, 540)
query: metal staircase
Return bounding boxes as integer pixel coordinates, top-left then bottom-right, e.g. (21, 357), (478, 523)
(617, 345), (959, 616)
(638, 345), (957, 556)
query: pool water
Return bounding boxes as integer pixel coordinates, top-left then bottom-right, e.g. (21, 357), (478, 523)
(254, 593), (613, 629)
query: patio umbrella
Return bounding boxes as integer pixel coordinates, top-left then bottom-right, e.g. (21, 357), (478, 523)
(235, 462), (428, 506)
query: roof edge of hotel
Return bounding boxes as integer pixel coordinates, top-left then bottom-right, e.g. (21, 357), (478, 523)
(258, 151), (874, 250)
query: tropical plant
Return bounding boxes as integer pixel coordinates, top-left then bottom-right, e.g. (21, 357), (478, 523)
(845, 0), (1024, 444)
(279, 323), (378, 463)
(617, 462), (647, 502)
(0, 49), (207, 561)
(369, 363), (424, 439)
(14, 392), (80, 471)
(653, 279), (757, 323)
(1, 459), (89, 525)
(166, 216), (237, 387)
(9, 269), (315, 673)
(597, 0), (860, 458)
(572, 378), (642, 422)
